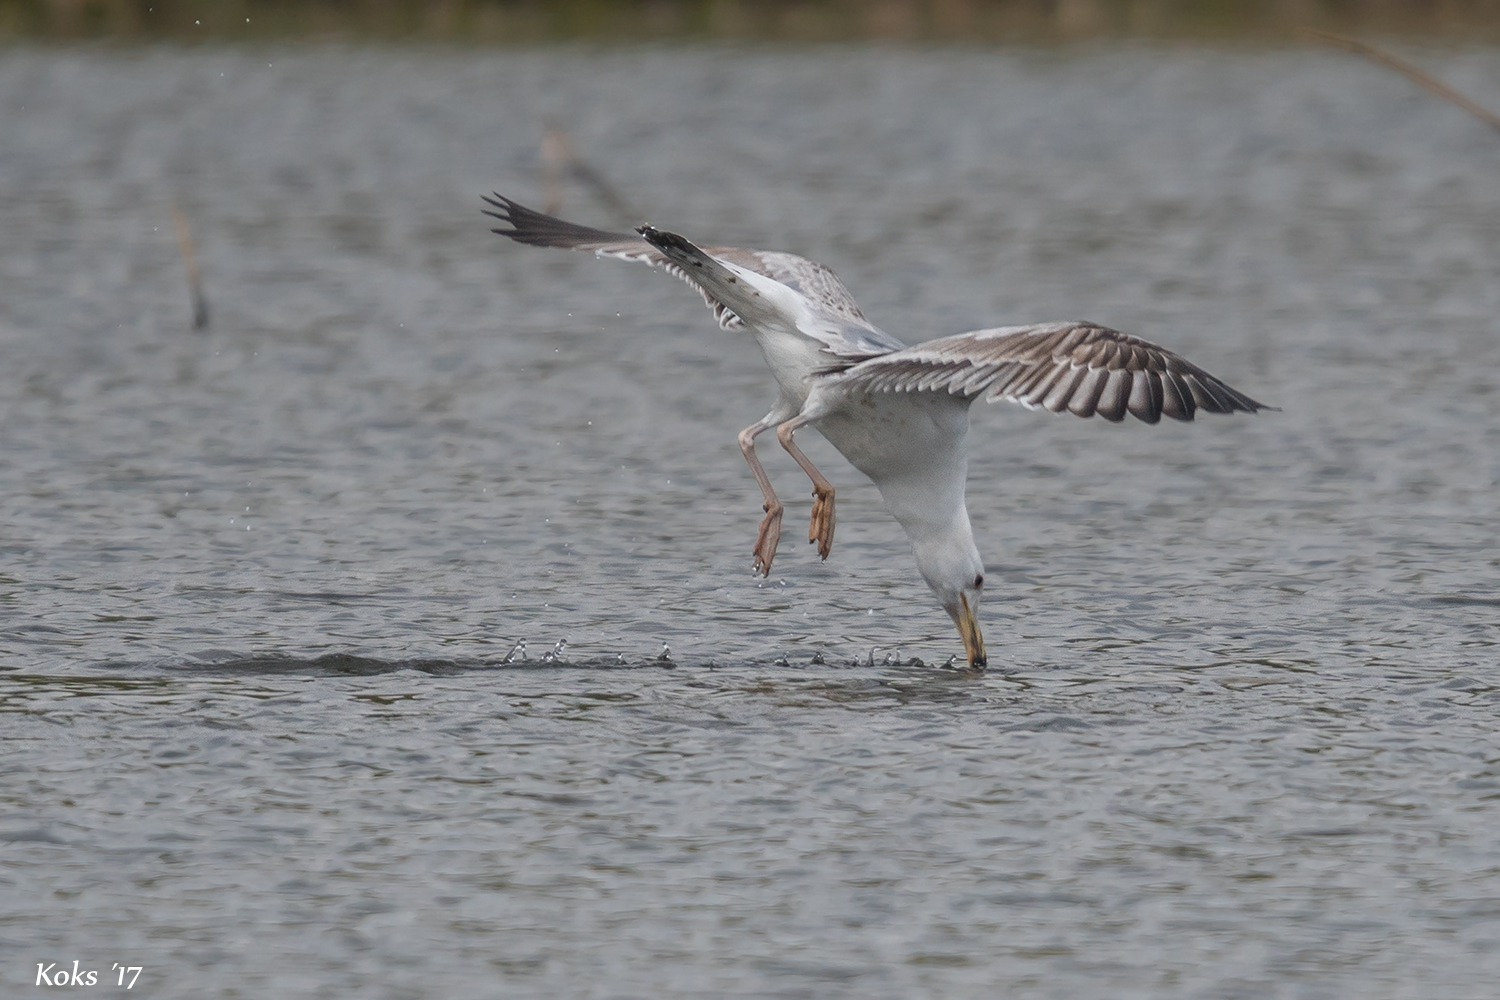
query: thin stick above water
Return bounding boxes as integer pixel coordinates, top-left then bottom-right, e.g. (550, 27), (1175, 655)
(169, 201), (211, 331)
(1304, 29), (1500, 136)
(540, 123), (638, 224)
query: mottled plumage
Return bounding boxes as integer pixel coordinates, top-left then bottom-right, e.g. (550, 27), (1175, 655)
(825, 321), (1267, 423)
(484, 194), (899, 356)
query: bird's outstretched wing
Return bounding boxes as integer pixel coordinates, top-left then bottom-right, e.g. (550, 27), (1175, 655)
(483, 194), (902, 358)
(820, 321), (1272, 423)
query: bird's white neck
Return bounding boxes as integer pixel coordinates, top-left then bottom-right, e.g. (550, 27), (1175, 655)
(812, 389), (984, 606)
(883, 479), (982, 594)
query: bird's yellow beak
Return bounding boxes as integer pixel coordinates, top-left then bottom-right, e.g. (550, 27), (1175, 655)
(957, 594), (986, 669)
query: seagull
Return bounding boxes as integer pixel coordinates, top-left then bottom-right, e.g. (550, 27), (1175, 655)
(483, 194), (1272, 669)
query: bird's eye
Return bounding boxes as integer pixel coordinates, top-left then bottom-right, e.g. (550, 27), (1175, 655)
(974, 574), (984, 588)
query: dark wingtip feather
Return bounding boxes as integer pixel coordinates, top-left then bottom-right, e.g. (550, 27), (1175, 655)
(1233, 392), (1279, 414)
(1207, 378), (1277, 415)
(483, 192), (529, 242)
(481, 193), (518, 225)
(484, 192), (639, 250)
(637, 226), (697, 255)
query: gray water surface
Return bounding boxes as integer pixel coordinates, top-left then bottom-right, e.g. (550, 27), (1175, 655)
(2, 45), (1499, 998)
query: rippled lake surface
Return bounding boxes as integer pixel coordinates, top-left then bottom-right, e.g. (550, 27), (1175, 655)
(2, 44), (1499, 998)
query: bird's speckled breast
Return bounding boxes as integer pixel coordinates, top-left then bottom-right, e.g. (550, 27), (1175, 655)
(814, 390), (972, 486)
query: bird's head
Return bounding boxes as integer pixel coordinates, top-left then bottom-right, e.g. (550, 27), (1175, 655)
(912, 533), (987, 670)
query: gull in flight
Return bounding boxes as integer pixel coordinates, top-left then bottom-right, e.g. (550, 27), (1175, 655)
(483, 195), (1272, 669)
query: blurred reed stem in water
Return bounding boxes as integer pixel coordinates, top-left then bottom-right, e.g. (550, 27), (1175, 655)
(6, 0), (1500, 43)
(169, 201), (211, 332)
(541, 122), (638, 224)
(1305, 28), (1500, 136)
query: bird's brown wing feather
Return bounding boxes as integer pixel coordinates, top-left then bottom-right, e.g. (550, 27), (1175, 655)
(822, 321), (1272, 423)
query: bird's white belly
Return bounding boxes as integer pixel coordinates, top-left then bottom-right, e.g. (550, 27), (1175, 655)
(814, 390), (972, 486)
(753, 327), (831, 405)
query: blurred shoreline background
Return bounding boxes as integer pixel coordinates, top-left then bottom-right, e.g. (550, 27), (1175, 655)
(5, 0), (1500, 44)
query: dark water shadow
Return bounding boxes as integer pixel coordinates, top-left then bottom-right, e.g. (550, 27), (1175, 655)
(0, 653), (683, 679)
(1430, 594), (1500, 608)
(157, 652), (685, 676)
(1, 654), (1004, 703)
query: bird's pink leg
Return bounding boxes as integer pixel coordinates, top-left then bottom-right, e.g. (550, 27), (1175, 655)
(776, 415), (836, 560)
(739, 419), (784, 576)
